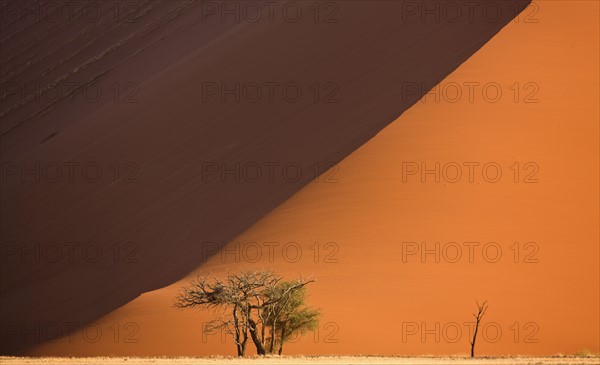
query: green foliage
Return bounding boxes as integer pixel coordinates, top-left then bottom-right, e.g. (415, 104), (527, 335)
(263, 281), (321, 354)
(574, 349), (599, 357)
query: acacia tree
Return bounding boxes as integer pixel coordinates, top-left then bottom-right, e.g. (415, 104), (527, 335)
(175, 271), (316, 356)
(469, 300), (488, 358)
(263, 283), (320, 355)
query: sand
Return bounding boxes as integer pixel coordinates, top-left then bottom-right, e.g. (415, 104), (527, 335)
(2, 0), (535, 356)
(21, 0), (599, 358)
(1, 356), (600, 365)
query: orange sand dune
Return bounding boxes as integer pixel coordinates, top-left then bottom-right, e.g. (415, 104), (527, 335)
(2, 1), (527, 355)
(30, 1), (599, 357)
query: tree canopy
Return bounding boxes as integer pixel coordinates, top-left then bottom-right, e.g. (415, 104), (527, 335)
(175, 270), (319, 356)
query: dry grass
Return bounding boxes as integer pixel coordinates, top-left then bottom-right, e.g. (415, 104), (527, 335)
(1, 356), (599, 365)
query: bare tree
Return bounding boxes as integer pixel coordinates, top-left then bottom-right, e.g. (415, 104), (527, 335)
(174, 275), (250, 356)
(469, 300), (488, 358)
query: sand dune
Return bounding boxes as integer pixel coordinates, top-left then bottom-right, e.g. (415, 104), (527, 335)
(21, 0), (599, 358)
(1, 0), (534, 355)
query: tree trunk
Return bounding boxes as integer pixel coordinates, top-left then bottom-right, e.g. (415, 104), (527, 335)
(269, 320), (277, 354)
(259, 308), (265, 346)
(232, 307), (243, 357)
(234, 305), (249, 356)
(248, 318), (266, 355)
(278, 324), (286, 355)
(470, 323), (479, 358)
(241, 327), (248, 356)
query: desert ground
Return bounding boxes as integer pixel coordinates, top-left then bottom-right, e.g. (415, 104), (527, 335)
(1, 356), (600, 365)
